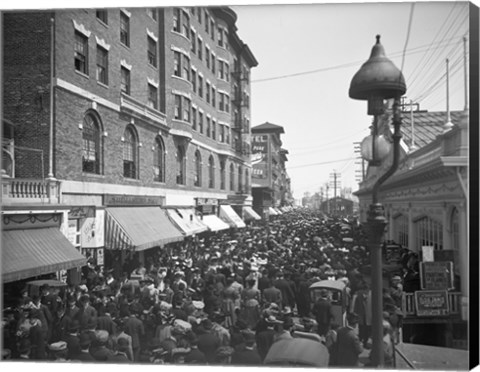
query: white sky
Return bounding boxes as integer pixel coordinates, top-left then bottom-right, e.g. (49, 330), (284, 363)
(3, 0), (474, 203)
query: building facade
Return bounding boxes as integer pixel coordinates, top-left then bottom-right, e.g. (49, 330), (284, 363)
(354, 102), (469, 349)
(1, 6), (257, 283)
(250, 122), (292, 218)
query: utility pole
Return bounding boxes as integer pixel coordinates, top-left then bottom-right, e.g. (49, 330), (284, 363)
(329, 170), (341, 216)
(444, 58), (453, 132)
(353, 142), (365, 183)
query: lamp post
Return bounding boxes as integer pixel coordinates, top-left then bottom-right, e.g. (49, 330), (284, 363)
(349, 35), (406, 367)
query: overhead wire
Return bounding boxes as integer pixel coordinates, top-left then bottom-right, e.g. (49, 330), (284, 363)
(288, 156), (356, 170)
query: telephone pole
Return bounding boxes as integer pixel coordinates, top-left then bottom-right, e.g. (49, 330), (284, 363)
(329, 170), (341, 216)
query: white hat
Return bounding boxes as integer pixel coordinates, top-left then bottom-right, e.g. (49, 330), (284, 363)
(49, 341), (67, 352)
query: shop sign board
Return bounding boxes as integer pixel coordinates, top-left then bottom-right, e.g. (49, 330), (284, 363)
(420, 261), (454, 290)
(68, 206), (95, 219)
(81, 209), (105, 248)
(414, 290), (449, 316)
(195, 198), (218, 206)
(104, 194), (164, 206)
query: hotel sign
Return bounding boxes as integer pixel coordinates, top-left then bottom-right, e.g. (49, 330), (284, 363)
(104, 194), (165, 206)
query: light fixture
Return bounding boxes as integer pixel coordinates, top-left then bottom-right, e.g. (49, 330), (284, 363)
(349, 34), (406, 368)
(360, 134), (391, 163)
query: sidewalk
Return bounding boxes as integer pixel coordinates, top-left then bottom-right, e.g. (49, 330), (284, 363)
(359, 342), (469, 370)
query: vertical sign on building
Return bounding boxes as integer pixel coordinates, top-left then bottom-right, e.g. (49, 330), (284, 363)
(251, 135), (268, 179)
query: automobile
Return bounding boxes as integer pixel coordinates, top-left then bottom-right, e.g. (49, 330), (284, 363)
(264, 337), (329, 367)
(309, 279), (348, 327)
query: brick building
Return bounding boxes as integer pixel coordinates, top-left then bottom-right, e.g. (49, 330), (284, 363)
(1, 6), (258, 283)
(250, 122), (292, 218)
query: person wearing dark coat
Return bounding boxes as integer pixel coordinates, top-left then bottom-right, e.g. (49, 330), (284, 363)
(70, 332), (95, 362)
(330, 312), (364, 367)
(262, 281), (282, 309)
(64, 320), (81, 360)
(184, 334), (207, 364)
(124, 311), (145, 361)
(231, 330), (262, 365)
(96, 309), (117, 335)
(91, 330), (114, 361)
(107, 338), (130, 363)
(274, 272), (296, 309)
(311, 289), (334, 337)
(196, 319), (221, 364)
(255, 316), (278, 362)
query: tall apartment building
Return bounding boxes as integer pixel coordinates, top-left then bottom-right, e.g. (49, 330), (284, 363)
(1, 6), (257, 284)
(250, 122), (292, 218)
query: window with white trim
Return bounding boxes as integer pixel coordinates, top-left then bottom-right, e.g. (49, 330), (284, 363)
(173, 8), (181, 33)
(75, 31), (88, 74)
(192, 107), (197, 130)
(198, 75), (203, 98)
(208, 155), (215, 188)
(182, 10), (190, 39)
(198, 37), (202, 60)
(394, 214), (409, 247)
(148, 36), (157, 67)
(204, 11), (209, 33)
(211, 54), (216, 74)
(206, 82), (211, 103)
(120, 12), (130, 47)
(415, 216), (443, 251)
(182, 56), (190, 80)
(211, 87), (216, 108)
(210, 19), (215, 40)
(194, 150), (202, 187)
(191, 69), (197, 93)
(123, 126), (138, 179)
(191, 30), (196, 53)
(206, 117), (211, 137)
(198, 112), (204, 134)
(96, 10), (108, 24)
(212, 120), (216, 140)
(148, 83), (158, 109)
(153, 136), (165, 182)
(121, 66), (130, 95)
(205, 46), (210, 69)
(220, 159), (226, 190)
(230, 163), (235, 191)
(82, 112), (103, 174)
(96, 45), (108, 84)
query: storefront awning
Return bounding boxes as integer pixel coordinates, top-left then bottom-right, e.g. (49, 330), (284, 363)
(269, 207), (279, 216)
(201, 214), (231, 232)
(274, 208), (283, 215)
(243, 206), (261, 221)
(166, 208), (208, 236)
(105, 207), (184, 251)
(2, 228), (87, 283)
(219, 205), (246, 228)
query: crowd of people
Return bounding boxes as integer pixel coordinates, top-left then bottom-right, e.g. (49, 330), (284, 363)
(2, 208), (415, 366)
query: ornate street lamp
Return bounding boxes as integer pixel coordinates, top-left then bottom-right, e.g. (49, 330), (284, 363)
(349, 35), (406, 367)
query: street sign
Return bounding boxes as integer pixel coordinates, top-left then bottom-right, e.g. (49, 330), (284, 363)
(420, 261), (454, 290)
(414, 290), (449, 316)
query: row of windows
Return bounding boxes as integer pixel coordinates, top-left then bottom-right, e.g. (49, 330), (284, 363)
(193, 150), (249, 191)
(82, 112), (248, 189)
(95, 8), (158, 26)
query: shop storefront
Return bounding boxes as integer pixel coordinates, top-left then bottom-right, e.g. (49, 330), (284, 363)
(219, 204), (246, 229)
(2, 208), (87, 286)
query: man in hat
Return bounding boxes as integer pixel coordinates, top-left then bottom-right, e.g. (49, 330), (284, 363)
(330, 312), (363, 367)
(64, 320), (81, 359)
(78, 294), (98, 330)
(70, 333), (95, 362)
(18, 339), (32, 360)
(48, 341), (69, 362)
(124, 309), (145, 361)
(311, 288), (334, 337)
(91, 330), (114, 361)
(262, 277), (282, 309)
(231, 329), (261, 365)
(96, 308), (116, 335)
(107, 337), (130, 363)
(274, 271), (296, 310)
(28, 308), (47, 360)
(111, 318), (134, 361)
(255, 315), (280, 362)
(184, 333), (206, 364)
(196, 318), (221, 364)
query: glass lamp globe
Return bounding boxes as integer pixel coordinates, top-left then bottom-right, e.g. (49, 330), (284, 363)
(360, 134), (391, 162)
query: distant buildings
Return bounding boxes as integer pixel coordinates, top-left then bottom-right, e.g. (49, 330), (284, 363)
(250, 122), (293, 218)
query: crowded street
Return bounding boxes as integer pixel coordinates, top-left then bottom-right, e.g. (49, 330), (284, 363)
(2, 208), (413, 367)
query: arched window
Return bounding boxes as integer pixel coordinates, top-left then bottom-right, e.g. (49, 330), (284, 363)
(415, 216), (443, 251)
(194, 150), (202, 187)
(153, 136), (165, 182)
(238, 165), (242, 192)
(176, 145), (186, 185)
(220, 159), (226, 190)
(123, 126), (138, 178)
(208, 155), (215, 189)
(229, 163), (235, 191)
(82, 113), (103, 174)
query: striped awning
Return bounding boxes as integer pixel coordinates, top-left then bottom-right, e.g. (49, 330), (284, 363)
(165, 208), (208, 236)
(243, 206), (261, 221)
(2, 228), (87, 283)
(105, 207), (184, 251)
(201, 214), (230, 232)
(219, 205), (246, 228)
(269, 207), (279, 216)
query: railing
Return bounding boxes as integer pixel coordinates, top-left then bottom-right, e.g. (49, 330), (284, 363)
(402, 291), (461, 316)
(1, 176), (61, 204)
